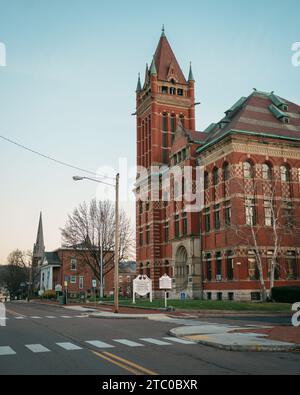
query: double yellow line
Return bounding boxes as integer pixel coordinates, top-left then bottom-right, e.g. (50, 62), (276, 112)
(92, 351), (158, 376)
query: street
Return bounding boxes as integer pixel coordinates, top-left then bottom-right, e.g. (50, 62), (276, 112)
(0, 302), (299, 375)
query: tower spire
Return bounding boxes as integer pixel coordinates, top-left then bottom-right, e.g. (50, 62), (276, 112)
(150, 56), (157, 75)
(161, 24), (166, 38)
(188, 62), (195, 82)
(136, 73), (142, 92)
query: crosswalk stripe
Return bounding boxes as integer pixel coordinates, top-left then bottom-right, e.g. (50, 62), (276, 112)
(163, 337), (196, 345)
(25, 344), (51, 353)
(15, 316), (26, 320)
(30, 316), (42, 319)
(56, 342), (82, 351)
(0, 346), (16, 356)
(140, 338), (171, 346)
(113, 339), (144, 347)
(86, 340), (115, 349)
(61, 316), (72, 319)
(45, 316), (56, 319)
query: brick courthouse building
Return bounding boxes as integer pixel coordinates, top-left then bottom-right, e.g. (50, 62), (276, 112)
(135, 29), (300, 300)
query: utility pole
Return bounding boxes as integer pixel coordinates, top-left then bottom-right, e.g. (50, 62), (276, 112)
(114, 173), (120, 314)
(99, 239), (104, 299)
(27, 262), (33, 302)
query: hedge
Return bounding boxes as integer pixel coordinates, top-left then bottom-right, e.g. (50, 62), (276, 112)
(272, 286), (300, 304)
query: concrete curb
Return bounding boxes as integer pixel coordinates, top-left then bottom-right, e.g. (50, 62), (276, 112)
(168, 327), (300, 353)
(88, 312), (169, 320)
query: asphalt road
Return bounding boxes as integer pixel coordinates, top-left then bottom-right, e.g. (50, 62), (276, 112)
(0, 302), (299, 375)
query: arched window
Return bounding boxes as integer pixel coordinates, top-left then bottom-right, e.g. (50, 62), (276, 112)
(223, 163), (230, 182)
(280, 165), (290, 182)
(213, 167), (219, 186)
(262, 163), (272, 181)
(243, 161), (254, 179)
(204, 172), (209, 190)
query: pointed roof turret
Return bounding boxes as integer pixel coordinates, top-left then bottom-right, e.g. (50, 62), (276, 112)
(136, 73), (142, 92)
(188, 62), (195, 82)
(150, 56), (157, 75)
(153, 30), (187, 84)
(161, 24), (166, 38)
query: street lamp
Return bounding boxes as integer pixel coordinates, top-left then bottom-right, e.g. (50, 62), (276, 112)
(73, 174), (120, 314)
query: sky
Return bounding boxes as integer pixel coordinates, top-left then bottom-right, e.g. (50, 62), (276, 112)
(0, 0), (299, 264)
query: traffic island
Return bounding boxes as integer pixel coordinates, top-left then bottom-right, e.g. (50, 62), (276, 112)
(169, 324), (300, 352)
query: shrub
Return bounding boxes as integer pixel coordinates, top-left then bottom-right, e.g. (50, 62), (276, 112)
(271, 286), (300, 304)
(42, 290), (56, 300)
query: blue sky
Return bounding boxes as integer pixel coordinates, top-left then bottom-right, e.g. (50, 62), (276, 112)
(0, 0), (299, 263)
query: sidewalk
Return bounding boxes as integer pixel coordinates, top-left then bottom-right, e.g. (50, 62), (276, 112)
(170, 323), (300, 352)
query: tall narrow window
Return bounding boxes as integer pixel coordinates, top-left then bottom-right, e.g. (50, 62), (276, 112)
(146, 225), (150, 245)
(171, 115), (176, 144)
(71, 258), (77, 271)
(262, 164), (272, 181)
(213, 168), (219, 186)
(165, 222), (169, 242)
(286, 251), (297, 280)
(216, 252), (222, 278)
(175, 214), (180, 238)
(280, 165), (290, 182)
(223, 163), (230, 182)
(282, 200), (293, 228)
(204, 172), (209, 190)
(214, 204), (221, 230)
(139, 228), (143, 246)
(245, 198), (256, 226)
(225, 200), (231, 226)
(227, 251), (234, 280)
(204, 208), (210, 233)
(248, 251), (259, 280)
(243, 161), (254, 179)
(183, 212), (188, 236)
(162, 113), (168, 132)
(264, 200), (273, 227)
(206, 254), (212, 281)
(267, 251), (279, 280)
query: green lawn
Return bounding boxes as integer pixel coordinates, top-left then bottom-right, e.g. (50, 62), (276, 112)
(102, 299), (292, 312)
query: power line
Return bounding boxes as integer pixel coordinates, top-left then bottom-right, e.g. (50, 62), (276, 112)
(0, 134), (116, 180)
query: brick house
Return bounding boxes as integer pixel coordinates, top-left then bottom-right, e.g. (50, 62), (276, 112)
(39, 247), (114, 298)
(135, 28), (300, 300)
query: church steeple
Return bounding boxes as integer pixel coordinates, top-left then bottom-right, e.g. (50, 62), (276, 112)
(33, 212), (45, 266)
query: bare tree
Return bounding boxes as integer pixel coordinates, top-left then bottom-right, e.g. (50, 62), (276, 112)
(233, 166), (300, 301)
(61, 199), (134, 284)
(4, 250), (39, 300)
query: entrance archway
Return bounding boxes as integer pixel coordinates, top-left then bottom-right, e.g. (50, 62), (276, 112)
(175, 246), (189, 290)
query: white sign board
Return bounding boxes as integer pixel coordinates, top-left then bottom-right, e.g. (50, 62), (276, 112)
(133, 275), (152, 304)
(55, 284), (62, 293)
(92, 280), (97, 288)
(159, 274), (172, 290)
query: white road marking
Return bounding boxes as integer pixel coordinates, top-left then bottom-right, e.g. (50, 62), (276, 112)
(163, 337), (196, 345)
(25, 344), (51, 353)
(140, 338), (172, 346)
(113, 339), (144, 347)
(60, 316), (72, 319)
(85, 340), (115, 349)
(45, 316), (56, 319)
(15, 316), (26, 320)
(56, 342), (82, 351)
(0, 346), (16, 356)
(30, 316), (42, 319)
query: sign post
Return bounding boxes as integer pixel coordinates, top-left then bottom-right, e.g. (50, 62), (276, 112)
(64, 281), (68, 305)
(159, 274), (172, 309)
(92, 279), (97, 307)
(133, 275), (152, 304)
